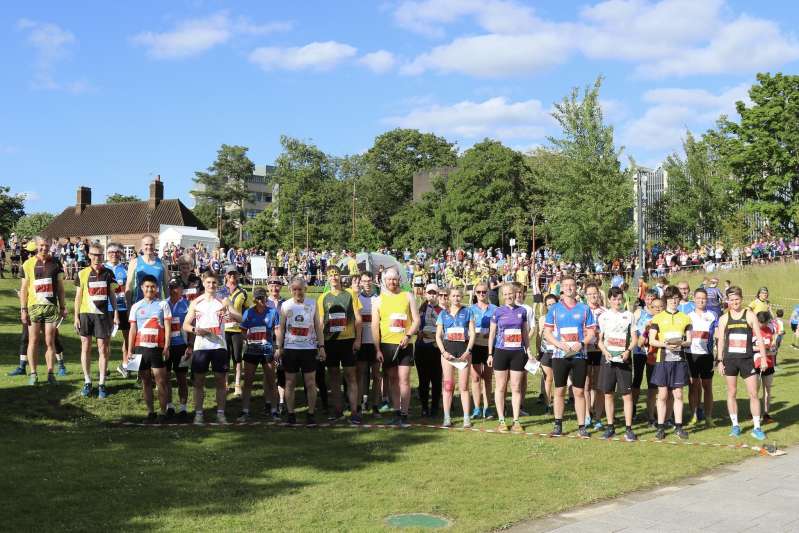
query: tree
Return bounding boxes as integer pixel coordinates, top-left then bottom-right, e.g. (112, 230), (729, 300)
(390, 174), (451, 251)
(243, 206), (280, 249)
(192, 201), (237, 246)
(13, 212), (55, 238)
(715, 73), (799, 234)
(444, 139), (528, 248)
(542, 77), (634, 261)
(360, 129), (457, 244)
(106, 193), (141, 203)
(192, 144), (255, 244)
(0, 186), (25, 237)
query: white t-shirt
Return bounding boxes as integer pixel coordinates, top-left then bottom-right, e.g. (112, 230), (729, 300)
(359, 292), (374, 345)
(193, 296), (227, 351)
(281, 298), (317, 350)
(688, 309), (717, 354)
(598, 309), (633, 362)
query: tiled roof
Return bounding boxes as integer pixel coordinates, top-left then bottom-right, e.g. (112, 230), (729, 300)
(42, 199), (206, 239)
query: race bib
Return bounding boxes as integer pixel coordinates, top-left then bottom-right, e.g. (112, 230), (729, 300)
(88, 280), (108, 302)
(185, 287), (199, 301)
(361, 313), (371, 323)
(247, 326), (268, 344)
(691, 330), (710, 354)
(289, 326), (310, 338)
(389, 313), (407, 334)
(34, 277), (54, 304)
(328, 312), (347, 333)
(664, 331), (683, 357)
(503, 328), (522, 348)
(446, 326), (465, 342)
(138, 326), (161, 348)
(170, 317), (183, 337)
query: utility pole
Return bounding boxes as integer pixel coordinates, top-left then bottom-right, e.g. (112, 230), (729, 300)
(305, 207), (310, 251)
(633, 172), (647, 286)
(351, 180), (356, 243)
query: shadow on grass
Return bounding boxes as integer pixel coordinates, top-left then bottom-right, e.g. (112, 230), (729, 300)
(0, 381), (444, 531)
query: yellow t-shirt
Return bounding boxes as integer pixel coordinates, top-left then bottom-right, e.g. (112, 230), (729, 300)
(649, 310), (692, 362)
(22, 256), (64, 307)
(748, 299), (770, 315)
(376, 290), (412, 344)
(77, 266), (118, 314)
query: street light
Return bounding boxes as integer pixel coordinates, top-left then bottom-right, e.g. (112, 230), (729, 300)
(633, 172), (648, 286)
(216, 205), (224, 242)
(304, 206), (310, 251)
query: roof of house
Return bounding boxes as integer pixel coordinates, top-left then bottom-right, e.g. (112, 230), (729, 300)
(42, 199), (206, 239)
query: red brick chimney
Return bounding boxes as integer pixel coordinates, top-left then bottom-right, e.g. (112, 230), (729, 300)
(76, 186), (91, 214)
(149, 175), (164, 209)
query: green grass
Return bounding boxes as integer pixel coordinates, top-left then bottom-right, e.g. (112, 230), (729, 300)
(2, 264), (799, 532)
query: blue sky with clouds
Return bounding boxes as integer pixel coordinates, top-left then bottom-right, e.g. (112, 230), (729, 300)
(2, 0), (798, 214)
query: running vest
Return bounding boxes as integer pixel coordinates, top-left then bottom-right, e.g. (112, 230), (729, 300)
(437, 306), (472, 343)
(241, 305), (279, 354)
(377, 290), (412, 345)
(418, 301), (441, 345)
(649, 310), (691, 363)
(688, 310), (717, 355)
(723, 309), (753, 360)
(169, 298), (189, 346)
(281, 299), (317, 350)
(105, 262), (128, 311)
(492, 304), (528, 351)
(359, 292), (375, 344)
(22, 256), (63, 307)
(317, 289), (359, 341)
(77, 265), (117, 314)
(470, 303), (497, 347)
(597, 309), (633, 361)
(133, 256), (165, 303)
(586, 305), (606, 352)
(218, 285), (247, 333)
(193, 296), (227, 351)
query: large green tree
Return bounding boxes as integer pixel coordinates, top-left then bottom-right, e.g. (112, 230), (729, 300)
(391, 174), (450, 251)
(715, 73), (799, 234)
(106, 193), (141, 203)
(192, 144), (255, 244)
(542, 77), (634, 261)
(0, 186), (25, 237)
(13, 212), (55, 238)
(444, 139), (528, 248)
(192, 201), (237, 246)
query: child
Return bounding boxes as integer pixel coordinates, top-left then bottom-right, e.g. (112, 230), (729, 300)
(774, 308), (785, 368)
(754, 311), (777, 424)
(789, 304), (799, 348)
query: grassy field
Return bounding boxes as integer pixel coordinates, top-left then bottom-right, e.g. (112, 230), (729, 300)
(2, 263), (798, 532)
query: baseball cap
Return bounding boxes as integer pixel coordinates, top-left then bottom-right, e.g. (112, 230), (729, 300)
(168, 278), (183, 289)
(253, 288), (267, 300)
(224, 265), (239, 275)
(26, 241), (37, 252)
(425, 283), (439, 293)
(267, 277), (283, 286)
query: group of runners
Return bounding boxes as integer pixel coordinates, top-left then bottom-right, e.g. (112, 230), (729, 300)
(12, 234), (790, 442)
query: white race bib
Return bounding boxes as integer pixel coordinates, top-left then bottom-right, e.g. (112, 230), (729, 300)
(389, 313), (407, 334)
(328, 312), (347, 333)
(503, 328), (522, 348)
(446, 326), (465, 342)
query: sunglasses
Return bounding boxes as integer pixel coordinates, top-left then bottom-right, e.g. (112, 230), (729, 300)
(89, 253), (104, 257)
(426, 291), (438, 295)
(475, 290), (487, 294)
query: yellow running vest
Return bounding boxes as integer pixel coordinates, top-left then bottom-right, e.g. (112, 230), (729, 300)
(378, 290), (411, 344)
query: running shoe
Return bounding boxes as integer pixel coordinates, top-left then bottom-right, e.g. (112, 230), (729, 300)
(47, 373), (57, 385)
(349, 414), (363, 425)
(498, 422), (509, 433)
(648, 418), (657, 428)
(675, 427), (689, 440)
(193, 412), (204, 426)
(686, 415), (698, 428)
(762, 413), (775, 424)
(624, 429), (638, 442)
(519, 408), (530, 417)
(696, 406), (705, 421)
(602, 426), (616, 440)
(237, 412), (250, 423)
(729, 425), (742, 437)
(593, 420), (604, 431)
(305, 414), (317, 427)
(750, 428), (767, 441)
(442, 417), (452, 428)
(704, 418), (716, 428)
(378, 401), (392, 414)
(144, 412), (158, 424)
(286, 413), (297, 425)
(328, 410), (343, 422)
(116, 364), (129, 379)
(550, 423), (563, 437)
(8, 366), (26, 377)
(578, 426), (590, 439)
(166, 406), (175, 418)
(463, 418), (472, 429)
(511, 421), (524, 434)
(57, 363), (67, 377)
(471, 407), (483, 419)
(584, 415), (592, 427)
(217, 413), (229, 425)
(655, 427), (666, 440)
(271, 411), (281, 421)
(177, 410), (189, 422)
(399, 416), (410, 428)
(483, 407), (495, 419)
(81, 383), (91, 397)
(98, 384), (108, 399)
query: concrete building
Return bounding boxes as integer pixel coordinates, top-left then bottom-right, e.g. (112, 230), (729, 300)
(243, 164), (278, 219)
(633, 166), (668, 243)
(412, 166), (456, 202)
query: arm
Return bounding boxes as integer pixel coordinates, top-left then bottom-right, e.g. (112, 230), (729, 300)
(487, 322), (496, 367)
(57, 273), (67, 318)
(183, 301), (197, 334)
(715, 315), (727, 364)
(128, 321), (137, 358)
(371, 299), (383, 363)
(748, 313), (768, 361)
(124, 258), (136, 308)
(400, 292), (420, 348)
(598, 330), (610, 361)
(522, 320), (532, 358)
(19, 276), (30, 326)
(435, 323), (447, 357)
(314, 307), (326, 362)
(73, 284), (82, 331)
(352, 305), (362, 351)
(163, 312), (172, 358)
(627, 328), (638, 362)
(273, 313), (283, 361)
(161, 267), (168, 300)
(466, 318), (476, 354)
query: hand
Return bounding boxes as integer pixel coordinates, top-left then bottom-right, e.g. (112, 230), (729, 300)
(487, 355), (493, 368)
(195, 327), (209, 337)
(622, 350), (630, 362)
(318, 346), (326, 362)
(182, 347), (193, 361)
(60, 306), (68, 319)
(353, 340), (361, 353)
(74, 318), (81, 332)
(113, 311), (120, 325)
(603, 351), (612, 362)
(163, 346), (170, 360)
(20, 309), (30, 326)
(376, 351), (384, 364)
(399, 335), (410, 349)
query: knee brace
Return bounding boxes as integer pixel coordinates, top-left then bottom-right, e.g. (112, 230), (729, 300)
(443, 379), (455, 392)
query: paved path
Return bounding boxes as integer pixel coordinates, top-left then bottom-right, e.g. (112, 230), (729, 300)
(509, 449), (798, 532)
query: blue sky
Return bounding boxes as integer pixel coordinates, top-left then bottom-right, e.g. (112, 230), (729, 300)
(2, 0), (799, 214)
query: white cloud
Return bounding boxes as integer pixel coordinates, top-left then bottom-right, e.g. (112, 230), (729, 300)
(16, 18), (91, 92)
(393, 0), (539, 37)
(636, 16), (799, 78)
(132, 11), (291, 59)
(21, 191), (41, 204)
(359, 50), (396, 73)
(401, 33), (572, 77)
(621, 84), (749, 151)
(249, 41), (357, 71)
(384, 96), (554, 140)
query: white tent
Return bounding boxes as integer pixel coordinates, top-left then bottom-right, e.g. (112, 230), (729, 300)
(337, 252), (407, 283)
(159, 225), (219, 252)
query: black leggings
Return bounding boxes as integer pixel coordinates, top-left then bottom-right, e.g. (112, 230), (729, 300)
(20, 325), (64, 355)
(632, 353), (647, 389)
(415, 342), (442, 412)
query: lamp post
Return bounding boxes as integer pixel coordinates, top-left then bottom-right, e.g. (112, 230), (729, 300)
(351, 180), (356, 243)
(304, 207), (310, 251)
(291, 214), (296, 250)
(633, 173), (648, 286)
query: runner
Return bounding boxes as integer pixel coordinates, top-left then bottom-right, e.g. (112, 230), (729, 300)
(277, 276), (324, 427)
(514, 283), (535, 417)
(716, 286), (769, 440)
(73, 243), (120, 398)
(435, 287), (475, 428)
(218, 265), (248, 396)
(105, 244), (131, 378)
(648, 285), (692, 440)
(356, 271), (382, 416)
(19, 236), (68, 385)
(469, 282), (497, 419)
(597, 286), (638, 441)
(686, 288), (718, 427)
(267, 277), (287, 414)
(125, 234), (167, 305)
(175, 254), (203, 302)
(677, 282), (695, 314)
(704, 277), (724, 317)
(165, 279), (192, 420)
(372, 267), (420, 427)
(317, 265), (363, 424)
(790, 304), (799, 348)
(415, 283), (442, 418)
(127, 274), (172, 422)
(488, 283), (532, 433)
(754, 311), (777, 425)
(183, 271), (242, 425)
(537, 294), (559, 414)
(631, 289), (657, 423)
(238, 287), (281, 422)
(748, 287), (771, 315)
(584, 282), (606, 430)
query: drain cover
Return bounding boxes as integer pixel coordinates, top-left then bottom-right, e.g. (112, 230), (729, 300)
(386, 513), (451, 529)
